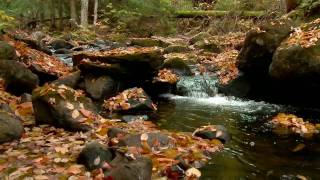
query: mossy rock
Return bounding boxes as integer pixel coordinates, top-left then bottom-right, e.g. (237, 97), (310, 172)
(162, 57), (192, 76)
(0, 41), (17, 60)
(189, 32), (211, 45)
(130, 38), (171, 48)
(194, 39), (221, 53)
(270, 19), (320, 80)
(237, 19), (295, 75)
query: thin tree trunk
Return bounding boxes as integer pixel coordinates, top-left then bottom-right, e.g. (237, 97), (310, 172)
(57, 0), (64, 30)
(93, 0), (98, 25)
(50, 0), (56, 29)
(81, 0), (89, 28)
(70, 0), (77, 22)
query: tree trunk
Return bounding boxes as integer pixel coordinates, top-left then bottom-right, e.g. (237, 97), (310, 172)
(50, 0), (56, 29)
(93, 0), (98, 25)
(81, 0), (89, 28)
(285, 0), (299, 12)
(57, 0), (64, 30)
(70, 0), (77, 22)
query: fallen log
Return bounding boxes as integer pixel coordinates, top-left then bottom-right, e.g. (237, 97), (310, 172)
(175, 10), (266, 18)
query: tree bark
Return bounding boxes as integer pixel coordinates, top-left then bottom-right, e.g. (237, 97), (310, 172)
(81, 0), (89, 28)
(70, 0), (77, 22)
(50, 0), (56, 29)
(57, 0), (64, 30)
(93, 0), (98, 25)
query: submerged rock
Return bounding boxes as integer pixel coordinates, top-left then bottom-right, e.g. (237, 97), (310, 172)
(193, 125), (231, 144)
(118, 132), (171, 148)
(77, 141), (114, 170)
(0, 104), (24, 143)
(32, 83), (97, 131)
(121, 115), (149, 123)
(0, 41), (17, 60)
(0, 60), (39, 95)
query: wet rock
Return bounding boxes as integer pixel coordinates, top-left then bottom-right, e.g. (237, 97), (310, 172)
(0, 41), (17, 60)
(49, 39), (74, 50)
(32, 83), (97, 131)
(0, 60), (39, 95)
(54, 48), (73, 54)
(189, 32), (211, 45)
(121, 115), (148, 123)
(194, 39), (221, 53)
(237, 19), (294, 75)
(20, 93), (32, 103)
(103, 88), (157, 113)
(53, 71), (82, 89)
(194, 125), (231, 144)
(130, 37), (171, 48)
(77, 141), (114, 170)
(105, 155), (152, 180)
(0, 106), (24, 143)
(118, 133), (171, 148)
(84, 75), (117, 100)
(164, 45), (190, 54)
(162, 58), (192, 76)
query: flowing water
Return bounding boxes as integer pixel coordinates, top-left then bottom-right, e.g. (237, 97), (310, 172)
(157, 75), (320, 180)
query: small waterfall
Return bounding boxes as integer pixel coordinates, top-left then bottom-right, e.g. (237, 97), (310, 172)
(177, 74), (219, 98)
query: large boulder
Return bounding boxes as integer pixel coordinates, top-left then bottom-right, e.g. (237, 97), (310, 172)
(0, 41), (17, 60)
(270, 19), (320, 80)
(0, 60), (39, 95)
(0, 104), (24, 143)
(84, 75), (118, 100)
(194, 39), (221, 53)
(72, 47), (164, 70)
(32, 84), (97, 131)
(237, 19), (294, 75)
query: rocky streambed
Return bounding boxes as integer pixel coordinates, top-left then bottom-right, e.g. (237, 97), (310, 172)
(1, 18), (320, 179)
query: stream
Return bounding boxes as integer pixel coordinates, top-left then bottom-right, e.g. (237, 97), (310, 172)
(55, 49), (320, 180)
(157, 75), (320, 179)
